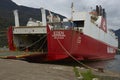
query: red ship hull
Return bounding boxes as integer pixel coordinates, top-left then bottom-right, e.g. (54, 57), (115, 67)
(46, 26), (117, 61)
(7, 26), (117, 62)
(6, 5), (118, 62)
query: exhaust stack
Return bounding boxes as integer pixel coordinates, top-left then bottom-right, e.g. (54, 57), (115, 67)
(41, 8), (46, 26)
(13, 10), (20, 27)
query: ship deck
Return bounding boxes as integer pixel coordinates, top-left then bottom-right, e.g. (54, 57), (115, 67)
(0, 51), (47, 59)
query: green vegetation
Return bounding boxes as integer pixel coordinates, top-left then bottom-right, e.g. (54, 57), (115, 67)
(73, 67), (81, 77)
(0, 29), (8, 47)
(0, 0), (66, 48)
(73, 67), (98, 80)
(81, 70), (96, 80)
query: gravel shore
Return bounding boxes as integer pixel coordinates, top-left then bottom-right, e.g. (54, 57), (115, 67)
(0, 59), (76, 80)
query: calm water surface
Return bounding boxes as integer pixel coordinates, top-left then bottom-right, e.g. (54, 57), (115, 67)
(105, 55), (120, 73)
(46, 55), (120, 74)
(84, 55), (120, 73)
(0, 48), (120, 73)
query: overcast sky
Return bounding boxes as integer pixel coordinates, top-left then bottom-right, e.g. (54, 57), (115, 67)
(12, 0), (120, 30)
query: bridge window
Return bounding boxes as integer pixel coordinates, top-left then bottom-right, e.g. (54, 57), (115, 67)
(73, 21), (84, 27)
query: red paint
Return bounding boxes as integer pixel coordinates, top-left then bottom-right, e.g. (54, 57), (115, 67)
(46, 25), (116, 61)
(7, 26), (16, 51)
(100, 17), (107, 32)
(7, 25), (117, 61)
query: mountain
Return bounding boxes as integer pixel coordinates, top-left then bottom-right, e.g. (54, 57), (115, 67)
(0, 0), (66, 47)
(115, 29), (120, 48)
(115, 29), (120, 39)
(0, 0), (66, 28)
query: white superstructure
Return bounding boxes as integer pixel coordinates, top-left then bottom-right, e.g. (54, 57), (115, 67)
(72, 9), (118, 48)
(13, 10), (20, 27)
(13, 8), (47, 35)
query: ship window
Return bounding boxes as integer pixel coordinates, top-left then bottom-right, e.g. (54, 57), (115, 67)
(50, 22), (74, 30)
(73, 21), (84, 27)
(62, 22), (73, 28)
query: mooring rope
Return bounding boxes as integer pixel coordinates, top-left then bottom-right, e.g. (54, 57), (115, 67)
(20, 34), (47, 51)
(56, 38), (97, 71)
(38, 37), (47, 51)
(27, 35), (47, 48)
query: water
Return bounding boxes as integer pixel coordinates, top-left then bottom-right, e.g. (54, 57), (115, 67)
(38, 54), (120, 73)
(0, 48), (120, 73)
(45, 55), (120, 74)
(84, 55), (120, 73)
(105, 55), (120, 73)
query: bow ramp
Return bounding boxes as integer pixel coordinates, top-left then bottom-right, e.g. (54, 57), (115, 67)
(0, 51), (47, 62)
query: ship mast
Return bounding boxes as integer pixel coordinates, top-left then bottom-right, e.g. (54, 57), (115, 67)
(71, 2), (74, 21)
(13, 10), (20, 27)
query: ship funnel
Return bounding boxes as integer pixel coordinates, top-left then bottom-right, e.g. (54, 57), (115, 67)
(41, 8), (46, 26)
(96, 5), (99, 16)
(102, 9), (106, 18)
(13, 10), (20, 27)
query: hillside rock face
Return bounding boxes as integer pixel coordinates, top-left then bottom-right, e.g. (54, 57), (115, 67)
(0, 0), (65, 47)
(0, 0), (18, 10)
(115, 29), (120, 48)
(0, 0), (65, 27)
(115, 29), (120, 39)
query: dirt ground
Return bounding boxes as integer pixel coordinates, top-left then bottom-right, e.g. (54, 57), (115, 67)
(0, 59), (76, 80)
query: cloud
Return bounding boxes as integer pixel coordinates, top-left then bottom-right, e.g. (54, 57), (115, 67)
(12, 0), (120, 30)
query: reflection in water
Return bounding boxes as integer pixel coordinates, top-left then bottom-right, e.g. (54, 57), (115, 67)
(84, 55), (120, 73)
(105, 55), (120, 73)
(43, 55), (120, 73)
(40, 55), (120, 73)
(0, 49), (120, 73)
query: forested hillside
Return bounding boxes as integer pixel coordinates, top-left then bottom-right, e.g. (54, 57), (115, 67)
(0, 0), (65, 47)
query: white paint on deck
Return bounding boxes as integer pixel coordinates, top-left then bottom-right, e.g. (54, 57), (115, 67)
(13, 26), (46, 34)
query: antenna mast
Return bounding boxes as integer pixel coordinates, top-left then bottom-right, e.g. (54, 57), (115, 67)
(71, 2), (74, 20)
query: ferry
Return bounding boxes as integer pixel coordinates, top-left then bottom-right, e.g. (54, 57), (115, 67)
(7, 5), (118, 61)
